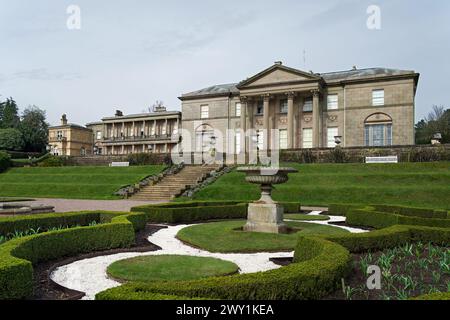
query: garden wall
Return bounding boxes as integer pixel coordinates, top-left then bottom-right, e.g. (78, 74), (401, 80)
(280, 144), (450, 163)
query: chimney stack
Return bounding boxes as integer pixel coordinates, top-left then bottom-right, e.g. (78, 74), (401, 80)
(115, 110), (123, 117)
(61, 114), (68, 125)
(274, 61), (282, 65)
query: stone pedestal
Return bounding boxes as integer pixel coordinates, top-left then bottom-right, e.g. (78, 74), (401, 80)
(243, 203), (288, 234)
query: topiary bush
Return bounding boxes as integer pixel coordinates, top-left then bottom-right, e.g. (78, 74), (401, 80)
(0, 150), (11, 173)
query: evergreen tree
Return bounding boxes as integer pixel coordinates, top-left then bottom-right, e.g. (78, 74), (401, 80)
(19, 106), (49, 152)
(0, 97), (20, 129)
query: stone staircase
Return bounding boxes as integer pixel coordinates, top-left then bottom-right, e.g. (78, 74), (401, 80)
(130, 165), (221, 201)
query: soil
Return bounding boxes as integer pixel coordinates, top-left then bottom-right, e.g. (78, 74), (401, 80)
(32, 224), (164, 300)
(326, 246), (450, 300)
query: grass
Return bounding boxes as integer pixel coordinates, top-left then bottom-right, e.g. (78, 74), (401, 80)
(107, 255), (239, 282)
(191, 162), (450, 209)
(0, 165), (165, 200)
(177, 220), (348, 253)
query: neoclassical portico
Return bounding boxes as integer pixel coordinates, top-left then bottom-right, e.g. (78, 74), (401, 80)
(237, 62), (324, 153)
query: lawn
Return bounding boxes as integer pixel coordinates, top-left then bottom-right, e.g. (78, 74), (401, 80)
(191, 162), (450, 209)
(107, 255), (239, 282)
(0, 165), (165, 200)
(177, 220), (348, 253)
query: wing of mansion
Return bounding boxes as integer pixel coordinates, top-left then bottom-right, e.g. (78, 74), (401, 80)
(48, 62), (419, 156)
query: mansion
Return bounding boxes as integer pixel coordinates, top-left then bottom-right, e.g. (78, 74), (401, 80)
(48, 62), (419, 157)
(180, 62), (419, 155)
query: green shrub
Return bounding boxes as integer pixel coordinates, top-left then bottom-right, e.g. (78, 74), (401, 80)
(0, 212), (139, 299)
(325, 148), (349, 163)
(133, 202), (248, 224)
(37, 155), (65, 167)
(0, 150), (11, 173)
(131, 201), (301, 224)
(127, 153), (162, 166)
(346, 208), (450, 229)
(327, 225), (450, 253)
(0, 212), (99, 236)
(371, 204), (448, 219)
(327, 203), (362, 216)
(96, 236), (351, 300)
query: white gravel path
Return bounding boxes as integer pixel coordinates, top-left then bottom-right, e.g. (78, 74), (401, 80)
(50, 211), (367, 300)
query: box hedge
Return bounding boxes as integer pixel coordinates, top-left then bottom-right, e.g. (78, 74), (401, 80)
(326, 225), (450, 253)
(0, 212), (143, 299)
(96, 236), (351, 300)
(0, 211), (147, 236)
(131, 201), (302, 224)
(346, 208), (450, 229)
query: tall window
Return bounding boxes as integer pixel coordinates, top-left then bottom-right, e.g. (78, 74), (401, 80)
(200, 105), (209, 119)
(161, 123), (167, 135)
(235, 132), (241, 154)
(303, 98), (313, 112)
(57, 131), (63, 139)
(365, 124), (392, 146)
(96, 131), (102, 140)
(279, 99), (288, 114)
(327, 94), (338, 110)
(279, 129), (288, 149)
(172, 123), (178, 135)
(256, 101), (264, 115)
(372, 90), (385, 106)
(327, 127), (339, 148)
(235, 103), (241, 117)
(302, 128), (313, 148)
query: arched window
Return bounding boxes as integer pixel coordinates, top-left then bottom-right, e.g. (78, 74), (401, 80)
(364, 113), (393, 146)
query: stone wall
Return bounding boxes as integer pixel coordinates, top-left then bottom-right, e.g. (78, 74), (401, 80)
(280, 144), (450, 163)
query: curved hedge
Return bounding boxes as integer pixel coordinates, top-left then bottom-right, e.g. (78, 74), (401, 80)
(131, 201), (302, 224)
(0, 211), (146, 299)
(97, 236), (351, 300)
(327, 204), (450, 229)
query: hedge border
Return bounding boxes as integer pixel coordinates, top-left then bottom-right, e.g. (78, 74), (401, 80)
(130, 201), (302, 224)
(0, 211), (146, 299)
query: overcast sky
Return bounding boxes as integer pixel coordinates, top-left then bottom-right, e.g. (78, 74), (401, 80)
(0, 0), (449, 126)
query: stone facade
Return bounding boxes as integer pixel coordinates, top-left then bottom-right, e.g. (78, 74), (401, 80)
(179, 62), (419, 158)
(86, 109), (181, 155)
(48, 115), (93, 156)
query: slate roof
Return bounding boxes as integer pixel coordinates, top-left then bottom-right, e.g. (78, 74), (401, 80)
(180, 67), (417, 100)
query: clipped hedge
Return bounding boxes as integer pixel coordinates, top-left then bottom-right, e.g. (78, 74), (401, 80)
(0, 211), (147, 236)
(346, 208), (450, 229)
(412, 292), (450, 300)
(131, 201), (302, 224)
(96, 236), (351, 300)
(0, 212), (144, 299)
(326, 225), (450, 253)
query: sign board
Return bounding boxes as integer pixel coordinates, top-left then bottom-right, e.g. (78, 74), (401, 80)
(110, 162), (130, 167)
(365, 156), (398, 164)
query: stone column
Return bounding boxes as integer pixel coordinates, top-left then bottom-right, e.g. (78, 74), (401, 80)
(263, 94), (270, 150)
(164, 119), (168, 136)
(240, 96), (247, 155)
(312, 90), (320, 148)
(287, 92), (295, 149)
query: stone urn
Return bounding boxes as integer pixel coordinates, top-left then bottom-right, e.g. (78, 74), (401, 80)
(237, 167), (298, 234)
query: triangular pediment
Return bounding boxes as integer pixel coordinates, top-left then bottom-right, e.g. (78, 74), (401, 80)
(237, 64), (321, 88)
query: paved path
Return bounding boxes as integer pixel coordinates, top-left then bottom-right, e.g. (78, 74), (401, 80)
(14, 198), (165, 213)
